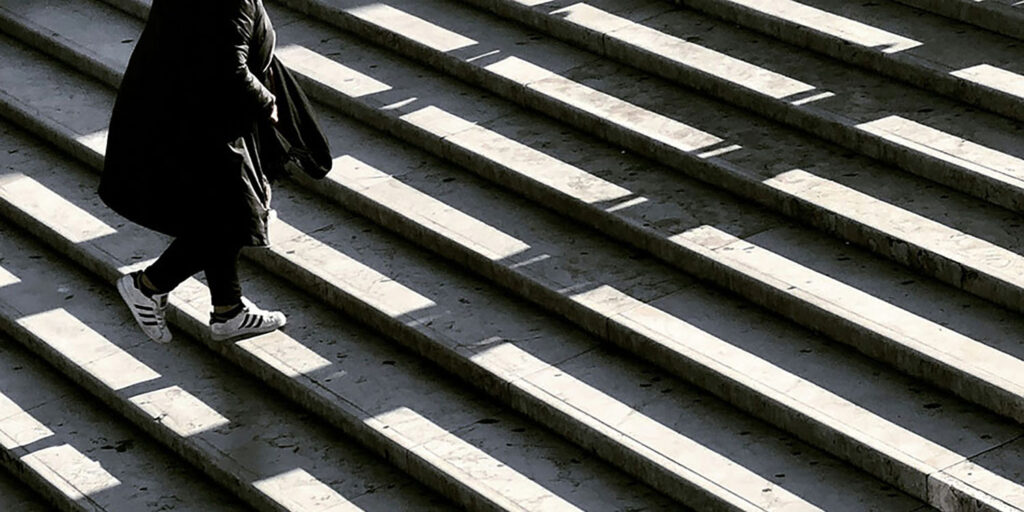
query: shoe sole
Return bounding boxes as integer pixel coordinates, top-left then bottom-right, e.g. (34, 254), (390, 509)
(116, 275), (172, 344)
(210, 316), (287, 342)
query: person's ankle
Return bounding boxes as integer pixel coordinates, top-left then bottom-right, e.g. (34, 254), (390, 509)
(134, 271), (162, 298)
(211, 302), (245, 323)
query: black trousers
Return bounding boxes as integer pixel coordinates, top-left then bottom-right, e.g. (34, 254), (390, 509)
(144, 237), (243, 307)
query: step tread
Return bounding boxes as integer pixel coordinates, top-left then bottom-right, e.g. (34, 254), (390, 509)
(273, 0), (1024, 314)
(0, 202), (452, 511)
(460, 0), (1024, 213)
(0, 0), (1019, 507)
(891, 0), (1024, 41)
(0, 122), (685, 511)
(18, 0), (1024, 427)
(0, 327), (245, 511)
(12, 35), (1012, 512)
(0, 32), (950, 512)
(15, 0), (1024, 318)
(672, 0), (1024, 114)
(0, 98), (939, 511)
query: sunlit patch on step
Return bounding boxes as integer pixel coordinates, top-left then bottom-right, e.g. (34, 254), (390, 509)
(0, 173), (116, 244)
(0, 392), (121, 501)
(17, 309), (161, 392)
(952, 64), (1024, 100)
(327, 153), (532, 261)
(569, 284), (978, 473)
(236, 331), (332, 379)
(75, 129), (108, 155)
(790, 91), (835, 106)
(346, 3), (478, 52)
(484, 56), (726, 153)
(857, 115), (1024, 187)
(271, 220), (437, 319)
(0, 402), (53, 449)
(721, 0), (922, 53)
(669, 225), (1024, 402)
(129, 386), (230, 438)
(22, 444), (122, 501)
(0, 266), (19, 288)
(254, 468), (354, 511)
(370, 406), (586, 510)
(276, 44), (391, 98)
(400, 105), (638, 204)
(552, 3), (819, 99)
(763, 169), (1024, 286)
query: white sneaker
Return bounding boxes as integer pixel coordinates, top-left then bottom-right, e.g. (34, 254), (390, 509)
(209, 299), (286, 341)
(116, 273), (172, 343)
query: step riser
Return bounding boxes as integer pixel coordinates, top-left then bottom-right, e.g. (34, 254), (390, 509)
(0, 316), (283, 512)
(3, 1), (1017, 510)
(0, 70), (949, 512)
(0, 54), (689, 511)
(0, 186), (515, 512)
(0, 10), (1009, 512)
(455, 0), (1024, 216)
(0, 25), (908, 512)
(6, 98), (750, 509)
(890, 0), (1024, 43)
(267, 0), (1024, 320)
(668, 0), (1024, 125)
(20, 0), (1023, 432)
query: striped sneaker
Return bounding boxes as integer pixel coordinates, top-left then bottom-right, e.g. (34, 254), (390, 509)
(116, 272), (172, 343)
(209, 299), (286, 341)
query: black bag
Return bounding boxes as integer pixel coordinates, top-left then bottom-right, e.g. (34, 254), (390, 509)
(259, 56), (333, 181)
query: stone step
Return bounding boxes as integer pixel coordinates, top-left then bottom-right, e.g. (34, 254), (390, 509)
(452, 0), (1024, 216)
(20, 0), (1024, 433)
(0, 22), (951, 512)
(0, 13), (1012, 512)
(890, 0), (1024, 42)
(0, 79), (928, 512)
(48, 0), (1024, 326)
(0, 328), (246, 511)
(265, 0), (1024, 316)
(664, 0), (1024, 125)
(0, 122), (682, 511)
(0, 204), (454, 512)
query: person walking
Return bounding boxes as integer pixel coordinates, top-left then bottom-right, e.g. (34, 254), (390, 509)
(101, 0), (286, 343)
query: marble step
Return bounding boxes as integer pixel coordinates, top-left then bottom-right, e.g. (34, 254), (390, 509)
(0, 214), (453, 511)
(0, 327), (246, 511)
(890, 0), (1024, 41)
(0, 17), (1010, 512)
(452, 0), (1024, 215)
(0, 23), (960, 512)
(0, 110), (684, 512)
(663, 0), (1024, 125)
(44, 0), (1024, 324)
(16, 0), (1024, 435)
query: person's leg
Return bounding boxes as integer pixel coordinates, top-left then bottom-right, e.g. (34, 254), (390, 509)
(142, 237), (208, 295)
(206, 242), (287, 340)
(203, 242), (243, 312)
(118, 237), (206, 343)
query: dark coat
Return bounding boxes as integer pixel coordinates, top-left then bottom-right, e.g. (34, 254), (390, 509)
(257, 57), (333, 182)
(101, 0), (278, 246)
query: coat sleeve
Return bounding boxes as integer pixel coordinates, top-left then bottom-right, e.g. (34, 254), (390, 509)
(215, 0), (275, 118)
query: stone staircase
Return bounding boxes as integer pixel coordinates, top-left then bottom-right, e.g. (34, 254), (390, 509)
(0, 0), (1021, 510)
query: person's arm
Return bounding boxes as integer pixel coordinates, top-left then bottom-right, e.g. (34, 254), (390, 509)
(214, 0), (275, 119)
